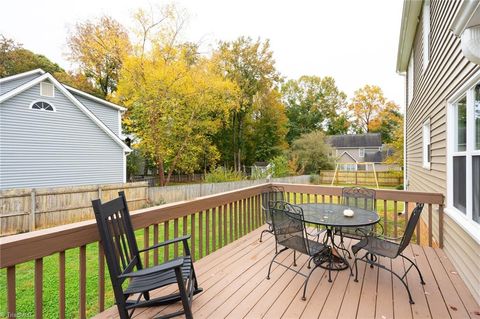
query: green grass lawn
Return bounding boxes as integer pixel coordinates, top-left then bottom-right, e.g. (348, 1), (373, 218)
(0, 187), (410, 319)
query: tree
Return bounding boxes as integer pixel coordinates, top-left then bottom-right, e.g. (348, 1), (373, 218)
(384, 118), (404, 167)
(348, 84), (399, 135)
(0, 35), (63, 77)
(116, 9), (238, 186)
(54, 71), (103, 97)
(368, 105), (403, 143)
(213, 37), (281, 170)
(290, 131), (334, 174)
(281, 76), (347, 143)
(246, 89), (288, 162)
(66, 16), (131, 96)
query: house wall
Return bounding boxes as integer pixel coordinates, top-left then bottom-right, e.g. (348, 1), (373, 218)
(0, 81), (125, 189)
(72, 93), (120, 135)
(0, 73), (42, 95)
(405, 0), (480, 303)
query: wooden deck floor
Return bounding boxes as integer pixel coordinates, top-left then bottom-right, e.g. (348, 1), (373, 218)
(95, 227), (480, 319)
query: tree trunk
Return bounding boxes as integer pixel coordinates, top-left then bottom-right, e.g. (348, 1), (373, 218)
(157, 160), (166, 186)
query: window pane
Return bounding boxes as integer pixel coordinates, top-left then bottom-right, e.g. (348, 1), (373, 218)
(456, 97), (467, 152)
(475, 84), (480, 150)
(473, 156), (480, 223)
(453, 156), (466, 214)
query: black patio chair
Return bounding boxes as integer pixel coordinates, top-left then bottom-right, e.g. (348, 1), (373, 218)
(336, 187), (380, 258)
(92, 191), (202, 319)
(259, 186), (285, 250)
(352, 203), (425, 304)
(267, 201), (330, 301)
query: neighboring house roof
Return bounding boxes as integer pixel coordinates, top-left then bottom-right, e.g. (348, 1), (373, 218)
(364, 151), (383, 163)
(327, 133), (382, 148)
(0, 71), (131, 153)
(396, 0), (423, 73)
(337, 151), (358, 163)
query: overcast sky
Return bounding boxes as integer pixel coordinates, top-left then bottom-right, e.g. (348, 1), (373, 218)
(1, 0), (405, 107)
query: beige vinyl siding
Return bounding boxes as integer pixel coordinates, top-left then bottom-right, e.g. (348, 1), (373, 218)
(405, 0), (480, 304)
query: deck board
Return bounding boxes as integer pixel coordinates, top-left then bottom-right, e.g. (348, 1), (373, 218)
(94, 226), (480, 319)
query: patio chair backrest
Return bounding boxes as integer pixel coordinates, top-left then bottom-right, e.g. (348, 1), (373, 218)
(261, 186), (285, 224)
(92, 191), (142, 285)
(342, 187), (376, 211)
(270, 201), (310, 256)
(398, 203), (424, 254)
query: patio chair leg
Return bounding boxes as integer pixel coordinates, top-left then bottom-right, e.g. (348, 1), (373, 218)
(400, 254), (425, 285)
(390, 266), (415, 304)
(293, 250), (297, 267)
(302, 264), (319, 301)
(354, 257), (359, 282)
(267, 247), (288, 280)
(259, 229), (271, 243)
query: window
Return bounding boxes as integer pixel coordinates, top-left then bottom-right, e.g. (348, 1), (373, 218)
(40, 82), (54, 97)
(407, 49), (415, 106)
(422, 0), (430, 72)
(448, 78), (480, 237)
(30, 101), (55, 111)
(359, 148), (365, 157)
(422, 118), (431, 169)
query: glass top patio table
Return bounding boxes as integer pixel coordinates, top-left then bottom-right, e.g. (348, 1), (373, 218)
(297, 203), (380, 228)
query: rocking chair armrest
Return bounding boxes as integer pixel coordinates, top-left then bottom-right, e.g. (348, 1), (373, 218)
(139, 235), (191, 253)
(118, 258), (184, 279)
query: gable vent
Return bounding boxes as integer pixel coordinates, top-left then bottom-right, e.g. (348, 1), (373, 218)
(40, 82), (54, 97)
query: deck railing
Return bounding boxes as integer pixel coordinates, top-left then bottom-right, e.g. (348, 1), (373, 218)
(0, 183), (444, 319)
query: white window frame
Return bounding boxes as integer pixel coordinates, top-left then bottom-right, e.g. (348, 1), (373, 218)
(29, 100), (56, 112)
(422, 0), (430, 73)
(422, 118), (431, 169)
(40, 82), (55, 97)
(446, 70), (480, 244)
(359, 148), (365, 157)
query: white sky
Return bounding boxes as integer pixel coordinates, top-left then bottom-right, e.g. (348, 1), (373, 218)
(0, 0), (405, 107)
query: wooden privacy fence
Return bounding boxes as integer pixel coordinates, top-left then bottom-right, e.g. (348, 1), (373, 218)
(0, 182), (148, 236)
(319, 170), (404, 186)
(0, 183), (444, 319)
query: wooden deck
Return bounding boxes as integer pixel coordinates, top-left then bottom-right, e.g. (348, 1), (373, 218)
(95, 227), (480, 319)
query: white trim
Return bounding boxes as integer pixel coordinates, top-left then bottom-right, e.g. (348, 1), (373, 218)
(0, 73), (131, 153)
(40, 81), (55, 98)
(0, 69), (45, 84)
(396, 0), (423, 72)
(337, 151), (357, 163)
(117, 111), (123, 138)
(359, 148), (365, 157)
(422, 0), (430, 73)
(64, 84), (126, 111)
(29, 100), (56, 112)
(446, 70), (480, 237)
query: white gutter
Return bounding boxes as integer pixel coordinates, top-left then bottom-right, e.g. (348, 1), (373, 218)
(451, 0), (480, 65)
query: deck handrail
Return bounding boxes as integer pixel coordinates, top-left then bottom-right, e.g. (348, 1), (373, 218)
(0, 182), (444, 319)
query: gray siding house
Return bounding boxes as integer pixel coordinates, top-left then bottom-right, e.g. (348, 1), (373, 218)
(397, 0), (480, 303)
(0, 69), (131, 189)
(327, 133), (397, 171)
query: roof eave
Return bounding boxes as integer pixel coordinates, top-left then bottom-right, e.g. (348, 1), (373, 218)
(396, 0), (423, 73)
(0, 69), (45, 84)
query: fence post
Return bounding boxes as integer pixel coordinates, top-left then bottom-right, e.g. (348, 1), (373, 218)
(30, 189), (36, 232)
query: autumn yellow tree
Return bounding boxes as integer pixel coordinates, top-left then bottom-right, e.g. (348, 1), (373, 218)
(115, 8), (239, 186)
(66, 16), (131, 97)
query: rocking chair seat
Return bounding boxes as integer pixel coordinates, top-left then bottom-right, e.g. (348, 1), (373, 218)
(124, 257), (193, 295)
(352, 237), (399, 259)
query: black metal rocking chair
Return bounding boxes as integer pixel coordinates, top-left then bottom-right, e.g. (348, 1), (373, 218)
(267, 201), (330, 300)
(352, 203), (425, 304)
(92, 191), (202, 319)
